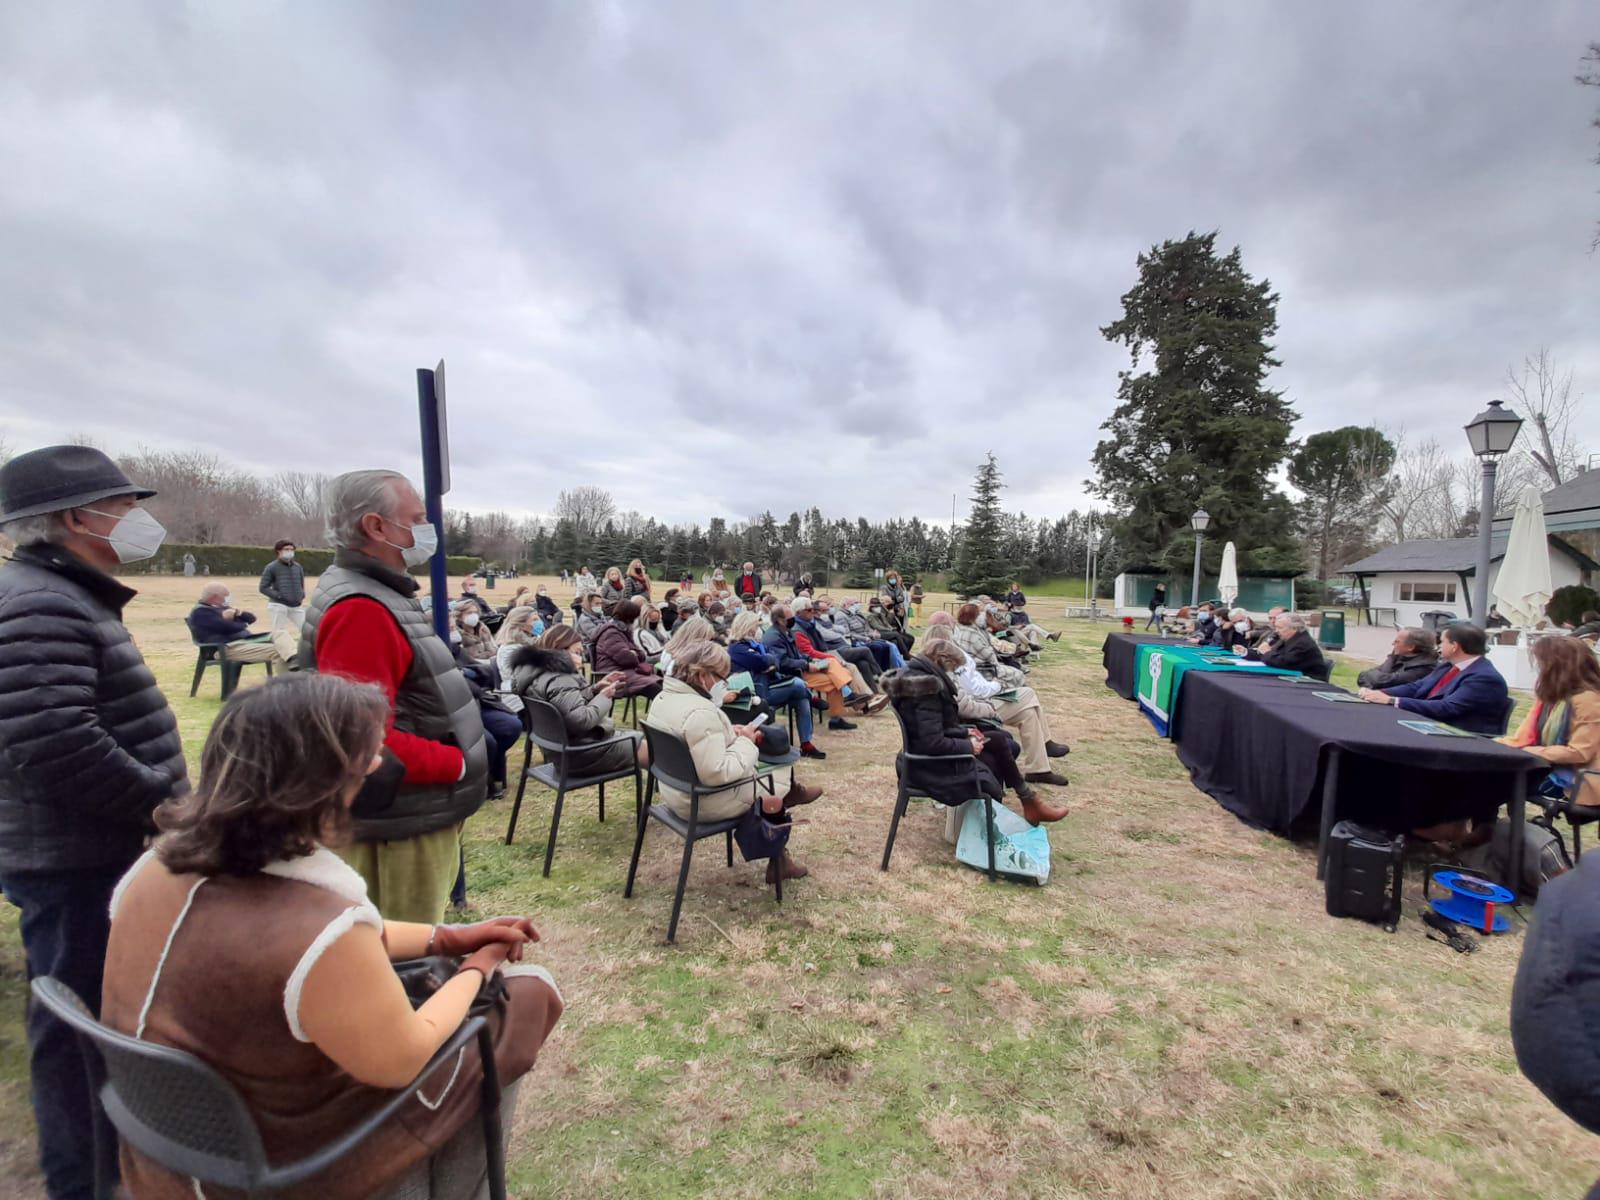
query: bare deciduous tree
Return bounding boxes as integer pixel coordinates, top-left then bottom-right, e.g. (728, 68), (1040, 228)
(1503, 347), (1585, 487)
(554, 486), (616, 537)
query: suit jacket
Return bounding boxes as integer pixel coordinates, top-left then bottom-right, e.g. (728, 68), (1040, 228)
(1248, 629), (1325, 677)
(1385, 657), (1510, 735)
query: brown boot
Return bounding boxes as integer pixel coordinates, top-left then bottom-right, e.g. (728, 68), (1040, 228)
(781, 782), (822, 808)
(765, 851), (810, 883)
(1020, 792), (1069, 825)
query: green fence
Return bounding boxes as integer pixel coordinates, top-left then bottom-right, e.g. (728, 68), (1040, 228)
(1122, 572), (1296, 611)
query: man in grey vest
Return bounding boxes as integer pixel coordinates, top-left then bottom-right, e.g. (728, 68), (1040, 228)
(299, 469), (487, 922)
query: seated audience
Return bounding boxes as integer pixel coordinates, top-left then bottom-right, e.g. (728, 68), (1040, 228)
(952, 603), (1027, 688)
(454, 602), (498, 663)
(659, 614), (716, 679)
(708, 568), (732, 603)
(1234, 611), (1327, 676)
(592, 599), (663, 700)
(625, 559), (653, 601)
(793, 595), (884, 703)
(576, 591), (608, 646)
(534, 585), (562, 626)
(985, 604), (1040, 658)
(728, 612), (825, 758)
(599, 566), (627, 615)
(764, 603), (868, 728)
(706, 600), (730, 638)
(644, 641), (819, 883)
(188, 582), (288, 665)
(456, 577), (495, 619)
(830, 597), (906, 669)
(660, 588), (682, 632)
(102, 674), (562, 1200)
(511, 626), (640, 776)
(1359, 622), (1510, 735)
(923, 625), (1068, 785)
(866, 596), (913, 654)
(634, 601), (670, 663)
(885, 642), (1067, 826)
(1356, 627), (1438, 690)
(1499, 635), (1600, 805)
(493, 606), (544, 713)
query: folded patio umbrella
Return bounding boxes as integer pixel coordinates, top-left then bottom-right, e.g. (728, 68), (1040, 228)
(1492, 485), (1553, 626)
(1218, 542), (1239, 609)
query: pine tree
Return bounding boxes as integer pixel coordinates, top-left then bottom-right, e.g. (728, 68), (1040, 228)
(1091, 231), (1300, 575)
(950, 454), (1015, 598)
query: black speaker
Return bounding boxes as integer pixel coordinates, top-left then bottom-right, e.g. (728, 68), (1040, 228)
(1325, 821), (1403, 931)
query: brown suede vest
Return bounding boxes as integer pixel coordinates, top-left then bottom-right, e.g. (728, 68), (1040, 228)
(101, 851), (560, 1199)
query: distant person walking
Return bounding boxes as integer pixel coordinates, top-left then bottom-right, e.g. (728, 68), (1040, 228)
(298, 469), (488, 923)
(1146, 583), (1167, 630)
(257, 538), (306, 661)
(0, 445), (188, 1200)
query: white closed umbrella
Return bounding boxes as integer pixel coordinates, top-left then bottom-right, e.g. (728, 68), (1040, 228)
(1218, 542), (1239, 608)
(1492, 484), (1553, 626)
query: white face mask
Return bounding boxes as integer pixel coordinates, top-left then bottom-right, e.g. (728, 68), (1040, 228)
(463, 613), (480, 628)
(381, 520), (437, 568)
(279, 550), (294, 562)
(708, 680), (729, 706)
(80, 506), (167, 564)
(222, 594), (234, 608)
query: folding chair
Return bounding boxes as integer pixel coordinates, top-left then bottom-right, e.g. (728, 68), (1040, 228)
(880, 701), (996, 880)
(504, 698), (642, 878)
(28, 976), (506, 1200)
(185, 615), (274, 700)
(1532, 768), (1600, 862)
(625, 724), (782, 943)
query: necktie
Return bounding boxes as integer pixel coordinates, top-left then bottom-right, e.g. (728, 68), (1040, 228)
(1426, 666), (1461, 699)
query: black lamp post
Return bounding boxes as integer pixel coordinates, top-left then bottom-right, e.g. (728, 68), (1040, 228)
(1190, 509), (1210, 610)
(1463, 400), (1524, 626)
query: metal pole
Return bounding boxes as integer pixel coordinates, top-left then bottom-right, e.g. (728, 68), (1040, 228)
(1472, 457), (1496, 626)
(1083, 530), (1092, 609)
(1089, 539), (1098, 615)
(417, 367), (451, 640)
(1190, 532), (1204, 610)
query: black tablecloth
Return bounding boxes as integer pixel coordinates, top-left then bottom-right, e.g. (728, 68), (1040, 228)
(1172, 671), (1545, 834)
(1102, 633), (1182, 700)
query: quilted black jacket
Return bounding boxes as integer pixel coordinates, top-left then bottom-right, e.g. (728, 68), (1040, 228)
(0, 544), (187, 873)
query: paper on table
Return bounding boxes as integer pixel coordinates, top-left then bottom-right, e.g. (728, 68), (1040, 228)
(1313, 691), (1365, 704)
(1397, 718), (1477, 738)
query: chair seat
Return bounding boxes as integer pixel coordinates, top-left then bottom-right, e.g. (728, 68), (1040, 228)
(1557, 802), (1600, 826)
(645, 804), (742, 840)
(524, 761), (638, 791)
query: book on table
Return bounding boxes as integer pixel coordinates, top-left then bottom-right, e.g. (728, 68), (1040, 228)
(1397, 718), (1477, 738)
(1313, 691), (1365, 704)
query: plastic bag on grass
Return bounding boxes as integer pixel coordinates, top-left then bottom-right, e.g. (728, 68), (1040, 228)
(955, 798), (1051, 884)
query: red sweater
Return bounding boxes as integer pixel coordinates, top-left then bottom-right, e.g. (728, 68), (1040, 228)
(316, 597), (465, 785)
(793, 629), (835, 663)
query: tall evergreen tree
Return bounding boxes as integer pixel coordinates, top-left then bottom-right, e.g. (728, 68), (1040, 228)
(950, 453), (1015, 598)
(1091, 231), (1300, 575)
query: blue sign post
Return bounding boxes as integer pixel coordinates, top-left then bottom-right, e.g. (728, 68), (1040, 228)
(417, 361), (451, 639)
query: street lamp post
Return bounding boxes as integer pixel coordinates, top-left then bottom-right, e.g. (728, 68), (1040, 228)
(1463, 400), (1524, 626)
(1088, 529), (1101, 616)
(1189, 509), (1210, 610)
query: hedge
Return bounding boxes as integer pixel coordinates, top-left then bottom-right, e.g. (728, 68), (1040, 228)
(124, 543), (481, 578)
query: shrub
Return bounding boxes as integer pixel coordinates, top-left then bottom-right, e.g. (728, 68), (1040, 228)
(1547, 584), (1600, 627)
(124, 542), (480, 578)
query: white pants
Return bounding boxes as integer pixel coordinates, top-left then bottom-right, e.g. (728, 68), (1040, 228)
(267, 602), (305, 662)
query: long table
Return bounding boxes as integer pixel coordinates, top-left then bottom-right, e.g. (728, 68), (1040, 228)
(1100, 633), (1546, 892)
(1102, 632), (1179, 699)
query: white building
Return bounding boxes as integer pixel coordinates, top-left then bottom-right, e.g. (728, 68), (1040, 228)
(1340, 535), (1595, 627)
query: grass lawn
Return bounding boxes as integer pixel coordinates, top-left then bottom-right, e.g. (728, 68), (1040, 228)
(0, 575), (1592, 1198)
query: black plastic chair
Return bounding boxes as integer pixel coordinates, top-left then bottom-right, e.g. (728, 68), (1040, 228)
(1307, 657), (1334, 684)
(505, 698), (642, 878)
(1532, 769), (1600, 861)
(625, 724), (779, 943)
(185, 616), (274, 700)
(881, 699), (997, 881)
(1495, 695), (1517, 737)
(29, 976), (506, 1200)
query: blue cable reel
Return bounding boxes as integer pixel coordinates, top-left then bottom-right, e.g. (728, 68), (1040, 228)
(1426, 869), (1515, 934)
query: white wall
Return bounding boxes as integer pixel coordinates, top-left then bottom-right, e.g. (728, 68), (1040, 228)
(1367, 557), (1583, 626)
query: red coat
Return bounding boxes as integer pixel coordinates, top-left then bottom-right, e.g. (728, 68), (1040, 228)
(593, 621), (660, 697)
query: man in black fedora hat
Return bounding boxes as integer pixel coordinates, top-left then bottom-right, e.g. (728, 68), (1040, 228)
(0, 445), (187, 1200)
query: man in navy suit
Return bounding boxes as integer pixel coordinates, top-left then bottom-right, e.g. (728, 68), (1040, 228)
(1357, 622), (1509, 735)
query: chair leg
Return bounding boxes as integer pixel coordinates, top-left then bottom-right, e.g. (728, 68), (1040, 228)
(1575, 821), (1584, 862)
(220, 659), (241, 700)
(985, 799), (997, 882)
(598, 779), (606, 823)
(475, 1023), (508, 1200)
(505, 749), (532, 845)
(189, 652), (205, 697)
(774, 854), (783, 904)
(542, 789), (566, 878)
(624, 807), (650, 898)
(666, 830), (696, 943)
(726, 829), (734, 867)
(881, 786), (910, 871)
(633, 765), (644, 825)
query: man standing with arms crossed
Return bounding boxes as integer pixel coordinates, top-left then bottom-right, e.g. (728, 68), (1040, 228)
(299, 469), (487, 922)
(0, 446), (187, 1200)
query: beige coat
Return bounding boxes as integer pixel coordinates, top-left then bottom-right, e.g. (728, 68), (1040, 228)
(644, 676), (760, 820)
(1500, 688), (1600, 809)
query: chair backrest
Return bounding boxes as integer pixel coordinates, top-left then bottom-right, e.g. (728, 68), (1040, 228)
(1497, 694), (1517, 736)
(524, 697), (573, 755)
(641, 723), (703, 795)
(183, 613), (212, 648)
(30, 977), (270, 1190)
(1308, 658), (1333, 684)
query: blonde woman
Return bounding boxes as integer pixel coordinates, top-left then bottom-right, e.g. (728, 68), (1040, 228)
(625, 559), (653, 601)
(633, 601), (669, 663)
(659, 615), (718, 680)
(599, 566), (627, 615)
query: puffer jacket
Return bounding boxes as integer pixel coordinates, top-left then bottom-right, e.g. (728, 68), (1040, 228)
(642, 676), (759, 821)
(0, 543), (188, 873)
(257, 557), (306, 607)
(509, 647), (623, 769)
(882, 659), (998, 805)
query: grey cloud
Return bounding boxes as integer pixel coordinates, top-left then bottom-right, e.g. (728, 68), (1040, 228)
(0, 0), (1595, 531)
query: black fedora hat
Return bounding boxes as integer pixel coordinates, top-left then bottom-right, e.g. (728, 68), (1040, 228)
(0, 445), (155, 523)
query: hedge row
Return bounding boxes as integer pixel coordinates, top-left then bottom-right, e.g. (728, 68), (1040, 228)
(124, 543), (481, 578)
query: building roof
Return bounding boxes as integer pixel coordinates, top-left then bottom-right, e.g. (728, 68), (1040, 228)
(1341, 534), (1599, 576)
(1521, 468), (1600, 519)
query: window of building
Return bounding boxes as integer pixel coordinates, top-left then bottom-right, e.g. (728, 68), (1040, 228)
(1397, 580), (1457, 603)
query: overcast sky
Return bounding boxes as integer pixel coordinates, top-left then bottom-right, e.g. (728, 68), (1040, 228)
(1, 2), (1596, 528)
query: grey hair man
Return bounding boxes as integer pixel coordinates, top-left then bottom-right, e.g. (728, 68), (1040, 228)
(187, 580), (287, 665)
(0, 445), (186, 1199)
(298, 469), (487, 923)
(1355, 627), (1439, 691)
